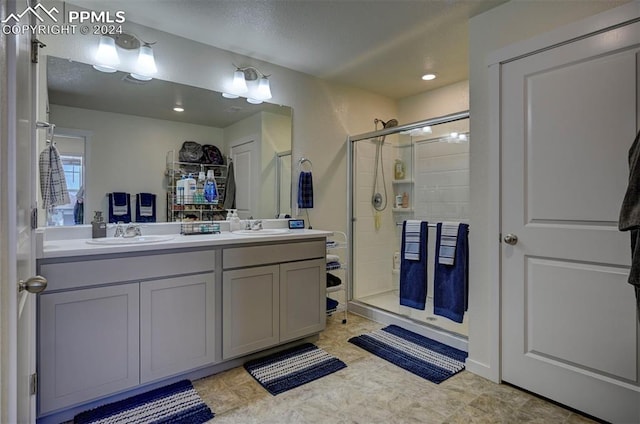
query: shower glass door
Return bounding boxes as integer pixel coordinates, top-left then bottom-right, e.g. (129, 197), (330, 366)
(350, 117), (470, 337)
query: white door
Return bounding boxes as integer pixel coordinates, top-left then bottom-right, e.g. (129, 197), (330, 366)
(501, 20), (640, 423)
(230, 138), (260, 219)
(1, 3), (39, 423)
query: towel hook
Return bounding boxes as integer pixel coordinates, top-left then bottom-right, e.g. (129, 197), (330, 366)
(298, 157), (313, 172)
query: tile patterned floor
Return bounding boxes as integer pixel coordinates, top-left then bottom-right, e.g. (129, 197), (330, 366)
(193, 313), (597, 424)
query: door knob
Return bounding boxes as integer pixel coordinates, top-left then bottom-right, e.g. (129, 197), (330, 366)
(503, 234), (518, 245)
(18, 275), (48, 294)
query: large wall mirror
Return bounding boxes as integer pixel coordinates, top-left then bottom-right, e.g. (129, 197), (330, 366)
(43, 55), (292, 226)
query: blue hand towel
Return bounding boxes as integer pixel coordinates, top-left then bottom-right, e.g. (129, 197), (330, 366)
(297, 171), (314, 208)
(108, 192), (131, 223)
(136, 193), (156, 223)
(434, 223), (469, 323)
(400, 220), (428, 310)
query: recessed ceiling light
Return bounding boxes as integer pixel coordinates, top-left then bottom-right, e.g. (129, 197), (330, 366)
(173, 106), (184, 112)
(421, 73), (437, 81)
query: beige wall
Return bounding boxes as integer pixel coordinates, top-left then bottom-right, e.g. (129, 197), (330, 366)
(468, 0), (630, 380)
(398, 80), (469, 124)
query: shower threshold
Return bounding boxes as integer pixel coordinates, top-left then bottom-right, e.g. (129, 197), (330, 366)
(350, 290), (468, 351)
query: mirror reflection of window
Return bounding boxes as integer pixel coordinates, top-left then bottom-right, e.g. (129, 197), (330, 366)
(46, 134), (86, 226)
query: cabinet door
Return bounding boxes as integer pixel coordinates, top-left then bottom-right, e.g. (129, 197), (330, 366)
(39, 284), (139, 414)
(140, 273), (216, 383)
(280, 259), (326, 342)
(222, 265), (279, 359)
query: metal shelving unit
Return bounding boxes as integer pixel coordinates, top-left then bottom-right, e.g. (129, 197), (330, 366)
(326, 231), (348, 324)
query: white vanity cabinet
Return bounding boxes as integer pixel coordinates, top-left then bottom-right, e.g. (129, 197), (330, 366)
(39, 283), (140, 414)
(222, 239), (326, 359)
(140, 273), (215, 383)
(37, 249), (217, 416)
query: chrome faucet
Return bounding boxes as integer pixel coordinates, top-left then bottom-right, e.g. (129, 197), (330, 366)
(251, 220), (263, 230)
(114, 222), (125, 237)
(124, 223), (142, 238)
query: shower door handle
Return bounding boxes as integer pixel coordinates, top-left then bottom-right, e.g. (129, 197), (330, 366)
(503, 234), (518, 245)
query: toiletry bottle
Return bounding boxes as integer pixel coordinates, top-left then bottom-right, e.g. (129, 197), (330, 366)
(176, 176), (185, 205)
(401, 192), (409, 208)
(230, 210), (242, 231)
(204, 174), (218, 203)
(394, 159), (405, 180)
(185, 174), (197, 203)
(91, 211), (107, 238)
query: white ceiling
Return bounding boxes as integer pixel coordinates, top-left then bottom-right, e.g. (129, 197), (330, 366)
(67, 0), (507, 100)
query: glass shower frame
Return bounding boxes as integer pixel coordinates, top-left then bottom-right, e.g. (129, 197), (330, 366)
(346, 111), (470, 345)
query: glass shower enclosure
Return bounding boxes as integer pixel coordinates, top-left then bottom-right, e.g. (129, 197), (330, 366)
(347, 111), (470, 348)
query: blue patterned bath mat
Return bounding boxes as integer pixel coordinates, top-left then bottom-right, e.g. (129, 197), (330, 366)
(244, 342), (347, 395)
(73, 379), (214, 424)
(349, 325), (467, 384)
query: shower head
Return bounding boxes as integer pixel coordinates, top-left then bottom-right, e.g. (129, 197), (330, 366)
(374, 118), (399, 130)
(383, 119), (398, 129)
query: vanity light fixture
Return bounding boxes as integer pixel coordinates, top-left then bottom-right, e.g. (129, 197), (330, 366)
(421, 73), (437, 81)
(93, 33), (158, 81)
(93, 35), (119, 73)
(222, 65), (272, 104)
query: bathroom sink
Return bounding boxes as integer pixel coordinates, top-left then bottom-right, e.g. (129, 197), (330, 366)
(86, 235), (175, 245)
(232, 229), (291, 236)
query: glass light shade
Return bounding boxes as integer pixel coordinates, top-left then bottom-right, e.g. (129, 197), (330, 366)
(130, 45), (157, 80)
(93, 36), (119, 73)
(247, 98), (263, 104)
(222, 92), (239, 99)
(254, 77), (272, 101)
(231, 70), (248, 94)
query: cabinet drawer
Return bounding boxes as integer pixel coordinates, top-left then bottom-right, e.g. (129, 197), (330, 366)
(39, 250), (216, 291)
(223, 239), (325, 269)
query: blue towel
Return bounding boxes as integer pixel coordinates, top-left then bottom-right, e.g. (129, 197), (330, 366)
(403, 220), (422, 260)
(434, 223), (469, 323)
(297, 171), (314, 208)
(136, 193), (156, 223)
(400, 221), (428, 310)
(108, 192), (131, 223)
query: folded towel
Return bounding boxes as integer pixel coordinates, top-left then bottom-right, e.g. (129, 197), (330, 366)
(326, 297), (339, 312)
(326, 262), (341, 271)
(434, 223), (469, 323)
(403, 220), (422, 261)
(326, 254), (340, 263)
(400, 221), (428, 310)
(327, 273), (342, 288)
(108, 192), (131, 223)
(438, 222), (460, 265)
(136, 193), (156, 223)
(297, 171), (314, 208)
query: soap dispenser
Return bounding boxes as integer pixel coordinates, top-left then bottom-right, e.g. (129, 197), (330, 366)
(229, 209), (242, 232)
(91, 211), (107, 238)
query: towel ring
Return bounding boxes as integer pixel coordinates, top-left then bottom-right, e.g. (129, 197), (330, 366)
(298, 157), (313, 172)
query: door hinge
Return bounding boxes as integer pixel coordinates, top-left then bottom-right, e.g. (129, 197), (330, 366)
(29, 372), (37, 395)
(31, 208), (38, 230)
(31, 39), (46, 64)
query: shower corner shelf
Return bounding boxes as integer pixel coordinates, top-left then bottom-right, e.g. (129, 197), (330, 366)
(326, 231), (348, 324)
(392, 179), (414, 185)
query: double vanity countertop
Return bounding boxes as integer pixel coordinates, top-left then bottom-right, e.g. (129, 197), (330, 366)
(37, 223), (332, 260)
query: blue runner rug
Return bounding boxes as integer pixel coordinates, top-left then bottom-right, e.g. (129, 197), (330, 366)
(349, 325), (467, 384)
(244, 342), (346, 395)
(74, 380), (214, 424)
